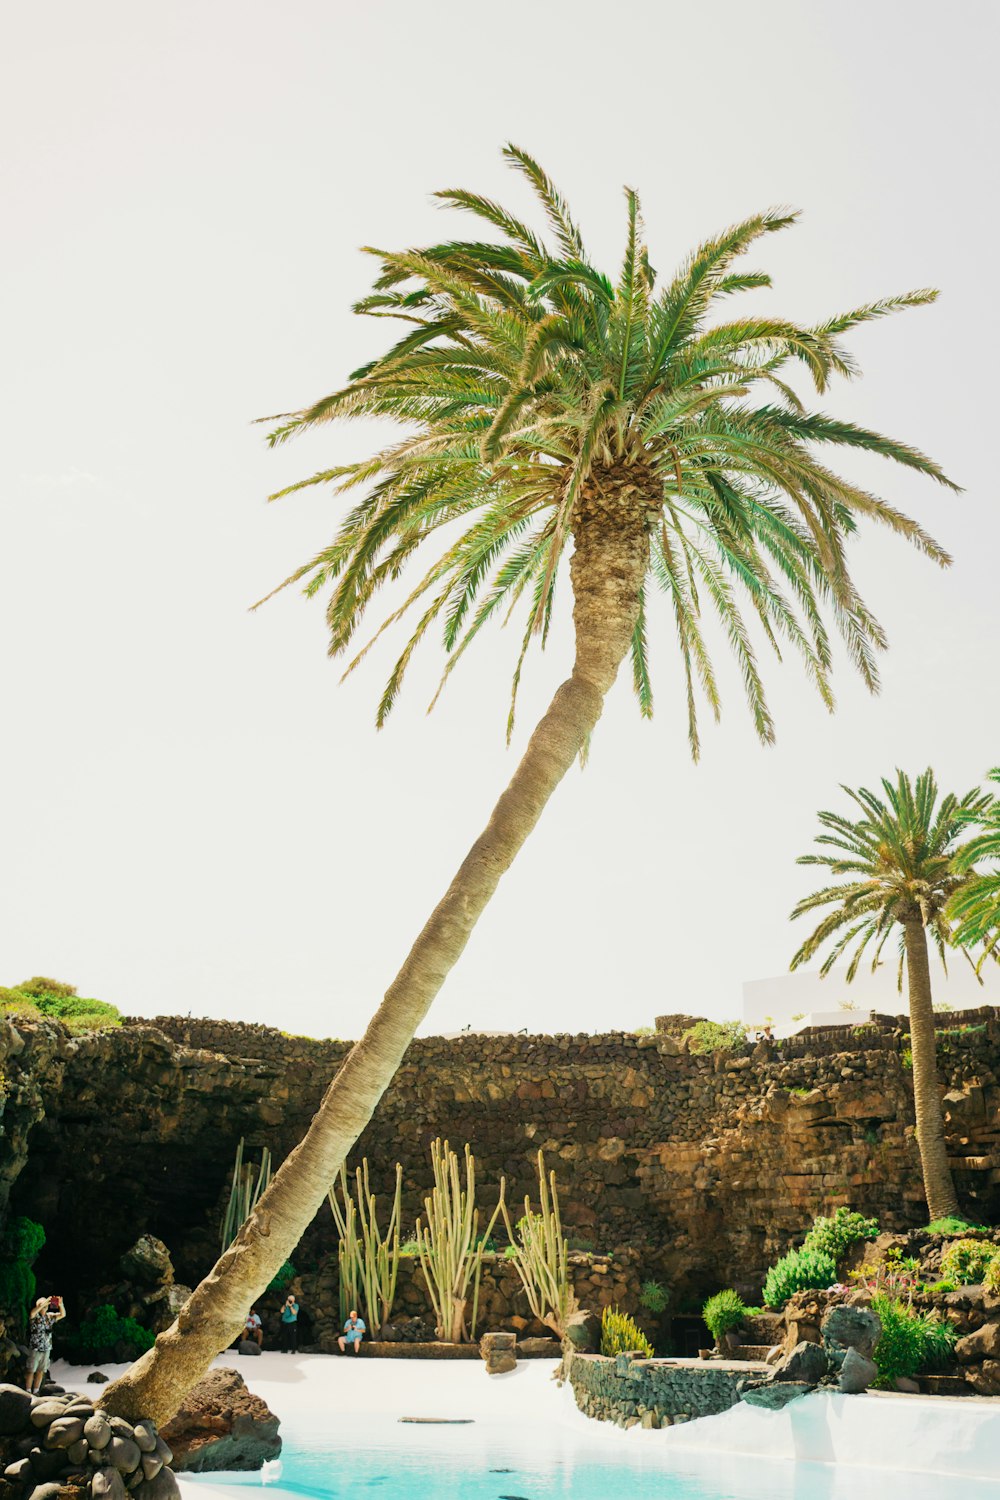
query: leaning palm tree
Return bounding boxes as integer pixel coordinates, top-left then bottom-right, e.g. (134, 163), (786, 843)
(790, 769), (994, 1219)
(102, 146), (956, 1422)
(949, 768), (1000, 964)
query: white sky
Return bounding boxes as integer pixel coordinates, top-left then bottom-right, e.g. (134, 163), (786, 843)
(2, 1), (998, 1038)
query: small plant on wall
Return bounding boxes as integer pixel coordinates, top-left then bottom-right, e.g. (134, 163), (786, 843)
(600, 1306), (652, 1358)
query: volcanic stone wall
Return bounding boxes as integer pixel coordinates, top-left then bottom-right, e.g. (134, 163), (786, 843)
(2, 1010), (999, 1316)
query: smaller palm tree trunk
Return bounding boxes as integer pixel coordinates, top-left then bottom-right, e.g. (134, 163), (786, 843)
(903, 918), (959, 1220)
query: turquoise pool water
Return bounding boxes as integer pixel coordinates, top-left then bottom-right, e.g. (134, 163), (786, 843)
(185, 1398), (1000, 1500)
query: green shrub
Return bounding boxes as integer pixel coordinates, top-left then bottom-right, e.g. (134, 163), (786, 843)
(984, 1257), (1000, 1294)
(924, 1278), (956, 1295)
(802, 1207), (879, 1265)
(639, 1279), (669, 1315)
(267, 1261), (297, 1294)
(67, 1305), (155, 1362)
(0, 979), (121, 1033)
(15, 976), (78, 999)
(762, 1248), (837, 1310)
(399, 1238), (421, 1257)
(0, 1217), (46, 1328)
(870, 1293), (956, 1388)
(940, 1238), (997, 1286)
(702, 1289), (746, 1342)
(600, 1305), (653, 1358)
(683, 1020), (747, 1055)
(926, 1216), (989, 1236)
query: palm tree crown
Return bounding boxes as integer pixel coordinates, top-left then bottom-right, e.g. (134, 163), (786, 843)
(262, 145), (955, 755)
(791, 768), (994, 982)
(949, 767), (1000, 963)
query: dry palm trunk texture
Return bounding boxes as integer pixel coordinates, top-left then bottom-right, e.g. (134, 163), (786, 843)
(903, 917), (959, 1220)
(99, 464), (658, 1424)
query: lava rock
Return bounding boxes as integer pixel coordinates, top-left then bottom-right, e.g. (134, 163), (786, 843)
(0, 1384), (34, 1435)
(821, 1305), (881, 1368)
(87, 1374), (110, 1386)
(119, 1236), (174, 1287)
(237, 1341), (261, 1357)
(31, 1401), (71, 1429)
(160, 1367), (280, 1472)
(955, 1320), (1000, 1364)
(140, 1467), (181, 1500)
(838, 1347), (878, 1394)
(91, 1466), (127, 1500)
(771, 1341), (829, 1384)
(741, 1380), (815, 1410)
(107, 1436), (142, 1474)
(28, 1446), (68, 1481)
(27, 1483), (65, 1500)
(131, 1423), (157, 1455)
(84, 1416), (111, 1450)
(479, 1333), (517, 1376)
(44, 1416), (85, 1449)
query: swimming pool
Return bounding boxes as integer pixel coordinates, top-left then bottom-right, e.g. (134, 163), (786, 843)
(52, 1354), (1000, 1500)
(163, 1355), (1000, 1500)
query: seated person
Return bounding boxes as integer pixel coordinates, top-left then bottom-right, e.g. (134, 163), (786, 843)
(338, 1309), (366, 1354)
(244, 1308), (263, 1347)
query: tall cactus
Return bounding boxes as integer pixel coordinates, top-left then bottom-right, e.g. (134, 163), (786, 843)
(501, 1150), (578, 1338)
(415, 1139), (505, 1343)
(220, 1139), (273, 1253)
(327, 1160), (402, 1335)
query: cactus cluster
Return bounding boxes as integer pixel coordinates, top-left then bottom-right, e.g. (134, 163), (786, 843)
(500, 1151), (578, 1338)
(327, 1160), (402, 1334)
(414, 1139), (506, 1343)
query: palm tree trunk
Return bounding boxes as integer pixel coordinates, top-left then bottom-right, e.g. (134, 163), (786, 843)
(100, 466), (656, 1424)
(903, 918), (958, 1220)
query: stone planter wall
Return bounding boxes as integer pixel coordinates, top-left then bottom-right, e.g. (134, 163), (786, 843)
(289, 1246), (647, 1349)
(567, 1351), (757, 1428)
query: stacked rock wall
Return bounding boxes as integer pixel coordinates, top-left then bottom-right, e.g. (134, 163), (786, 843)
(567, 1351), (753, 1427)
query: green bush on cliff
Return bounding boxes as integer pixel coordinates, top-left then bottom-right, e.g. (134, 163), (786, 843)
(600, 1305), (653, 1358)
(66, 1305), (155, 1362)
(0, 1217), (46, 1328)
(802, 1207), (879, 1265)
(683, 1020), (747, 1055)
(762, 1247), (837, 1309)
(702, 1289), (746, 1342)
(0, 978), (121, 1033)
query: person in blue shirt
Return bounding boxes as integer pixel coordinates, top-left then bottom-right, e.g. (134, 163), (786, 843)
(280, 1294), (300, 1353)
(338, 1310), (366, 1354)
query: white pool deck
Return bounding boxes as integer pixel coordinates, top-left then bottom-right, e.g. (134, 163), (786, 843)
(52, 1351), (1000, 1486)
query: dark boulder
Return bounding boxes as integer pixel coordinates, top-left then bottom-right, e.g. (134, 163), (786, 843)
(741, 1380), (814, 1410)
(0, 1384), (33, 1436)
(821, 1304), (881, 1368)
(771, 1341), (828, 1384)
(838, 1347), (878, 1394)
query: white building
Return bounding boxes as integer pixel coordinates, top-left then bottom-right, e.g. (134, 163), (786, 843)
(743, 962), (1000, 1035)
